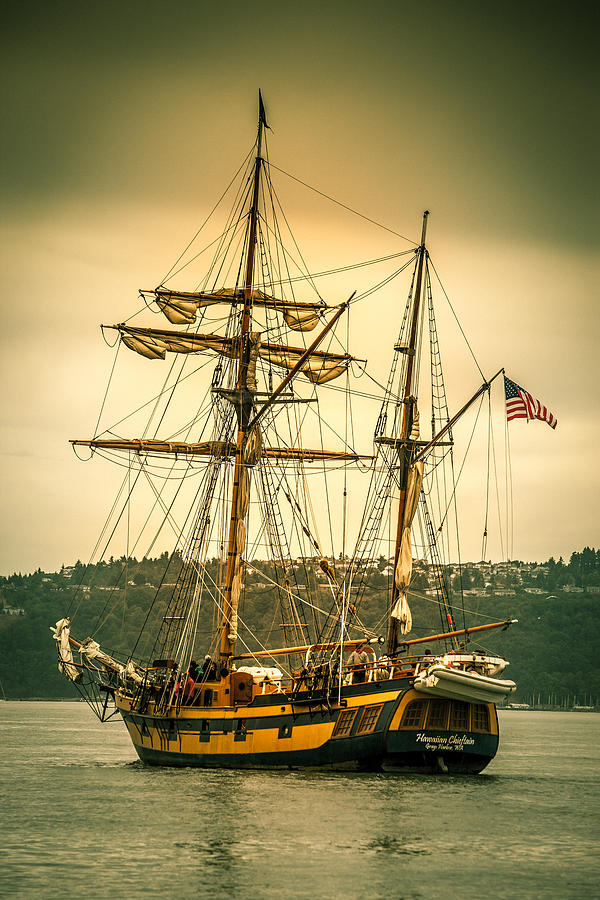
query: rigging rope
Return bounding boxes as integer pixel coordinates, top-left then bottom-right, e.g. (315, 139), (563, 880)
(428, 256), (485, 382)
(266, 161), (418, 246)
(160, 147), (255, 284)
(491, 405), (505, 562)
(505, 393), (515, 560)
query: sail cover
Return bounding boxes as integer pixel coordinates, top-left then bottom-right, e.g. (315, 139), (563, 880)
(391, 459), (424, 634)
(152, 287), (324, 331)
(117, 324), (353, 385)
(51, 618), (81, 682)
(227, 471), (249, 642)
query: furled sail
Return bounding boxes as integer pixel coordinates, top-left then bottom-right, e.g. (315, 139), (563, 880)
(227, 487), (248, 642)
(391, 434), (424, 635)
(79, 638), (144, 686)
(243, 426), (263, 466)
(50, 618), (81, 682)
(70, 438), (372, 464)
(115, 324), (354, 384)
(151, 287), (325, 331)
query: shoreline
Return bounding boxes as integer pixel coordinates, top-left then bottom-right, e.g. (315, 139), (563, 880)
(2, 697), (598, 712)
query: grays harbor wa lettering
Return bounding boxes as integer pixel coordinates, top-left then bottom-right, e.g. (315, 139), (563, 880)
(415, 733), (476, 751)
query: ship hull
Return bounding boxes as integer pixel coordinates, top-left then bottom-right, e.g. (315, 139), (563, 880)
(116, 679), (500, 774)
(381, 732), (498, 775)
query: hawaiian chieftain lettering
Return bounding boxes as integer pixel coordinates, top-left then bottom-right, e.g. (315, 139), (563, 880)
(415, 733), (476, 751)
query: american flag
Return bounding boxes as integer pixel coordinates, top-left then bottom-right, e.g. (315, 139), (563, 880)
(504, 375), (557, 429)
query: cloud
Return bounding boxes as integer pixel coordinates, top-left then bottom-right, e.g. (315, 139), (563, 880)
(1, 0), (597, 573)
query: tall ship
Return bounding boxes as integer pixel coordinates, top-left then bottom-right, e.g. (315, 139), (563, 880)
(52, 94), (523, 774)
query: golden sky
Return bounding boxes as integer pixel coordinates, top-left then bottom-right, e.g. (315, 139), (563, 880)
(1, 0), (598, 574)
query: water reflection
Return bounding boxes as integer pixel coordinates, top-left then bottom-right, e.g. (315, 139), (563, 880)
(365, 835), (429, 855)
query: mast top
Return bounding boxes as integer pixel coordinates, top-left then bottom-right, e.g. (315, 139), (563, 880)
(420, 210), (430, 247)
(258, 89), (269, 131)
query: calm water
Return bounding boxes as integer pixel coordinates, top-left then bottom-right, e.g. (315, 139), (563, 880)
(0, 704), (598, 900)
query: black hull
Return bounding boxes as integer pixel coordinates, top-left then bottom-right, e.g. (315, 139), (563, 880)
(381, 752), (495, 775)
(132, 743), (384, 771)
(382, 723), (499, 774)
(132, 744), (495, 774)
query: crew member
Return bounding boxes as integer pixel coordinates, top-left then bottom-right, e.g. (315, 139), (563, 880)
(347, 643), (370, 683)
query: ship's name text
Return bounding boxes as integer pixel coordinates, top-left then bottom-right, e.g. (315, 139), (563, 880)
(415, 733), (475, 751)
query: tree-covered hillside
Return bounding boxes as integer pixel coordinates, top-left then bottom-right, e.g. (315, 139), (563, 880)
(0, 549), (598, 704)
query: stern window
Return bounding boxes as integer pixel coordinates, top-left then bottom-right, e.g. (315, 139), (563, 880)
(427, 700), (449, 730)
(356, 704), (383, 734)
(472, 704), (491, 732)
(450, 701), (469, 730)
(400, 700), (427, 729)
(332, 708), (357, 738)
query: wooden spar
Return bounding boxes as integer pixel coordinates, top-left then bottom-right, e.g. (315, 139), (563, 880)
(412, 368), (505, 464)
(219, 94), (266, 663)
(71, 439), (237, 456)
(70, 438), (371, 462)
(233, 637), (382, 660)
(233, 619), (517, 660)
(399, 619), (518, 647)
(387, 211), (429, 655)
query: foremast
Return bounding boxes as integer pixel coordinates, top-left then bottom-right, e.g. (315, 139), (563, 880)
(218, 93), (267, 665)
(216, 96), (354, 665)
(69, 92), (357, 671)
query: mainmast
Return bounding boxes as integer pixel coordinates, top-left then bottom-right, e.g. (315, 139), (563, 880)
(387, 211), (429, 655)
(401, 210), (429, 434)
(218, 92), (267, 664)
(238, 92), (267, 401)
